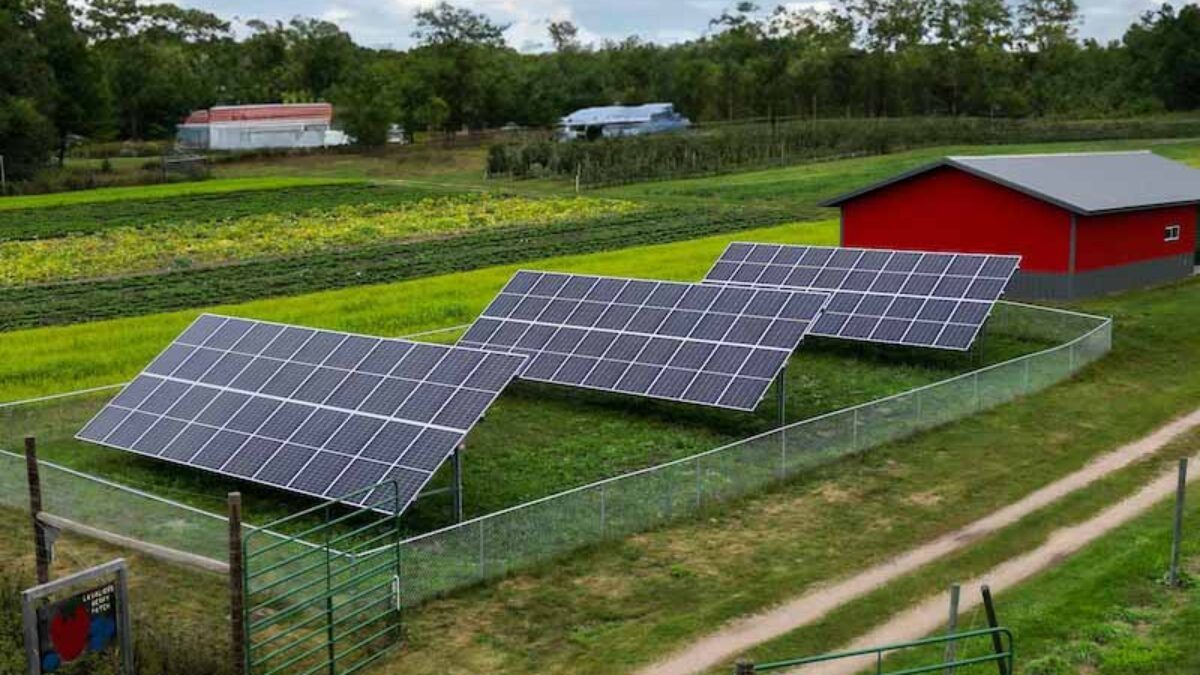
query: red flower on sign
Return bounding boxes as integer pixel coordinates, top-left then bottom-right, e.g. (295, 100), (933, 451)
(49, 603), (90, 662)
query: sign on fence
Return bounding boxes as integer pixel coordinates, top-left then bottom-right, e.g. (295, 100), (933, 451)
(21, 559), (133, 675)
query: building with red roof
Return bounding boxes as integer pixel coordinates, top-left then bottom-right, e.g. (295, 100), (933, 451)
(178, 103), (347, 150)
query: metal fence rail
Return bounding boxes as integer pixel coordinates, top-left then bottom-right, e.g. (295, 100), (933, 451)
(265, 302), (1113, 609)
(0, 301), (1109, 675)
(742, 627), (1014, 674)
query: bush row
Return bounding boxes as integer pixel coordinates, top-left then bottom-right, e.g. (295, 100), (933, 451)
(0, 205), (801, 330)
(487, 115), (1200, 187)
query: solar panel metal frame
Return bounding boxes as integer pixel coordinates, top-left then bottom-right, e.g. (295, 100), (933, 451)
(75, 314), (526, 514)
(703, 243), (1021, 351)
(458, 270), (831, 412)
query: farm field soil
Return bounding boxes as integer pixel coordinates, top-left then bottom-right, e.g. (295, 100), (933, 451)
(0, 176), (353, 211)
(327, 275), (1200, 675)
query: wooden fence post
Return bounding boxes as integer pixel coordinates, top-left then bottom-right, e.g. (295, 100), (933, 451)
(24, 436), (50, 584)
(944, 583), (961, 674)
(229, 492), (246, 675)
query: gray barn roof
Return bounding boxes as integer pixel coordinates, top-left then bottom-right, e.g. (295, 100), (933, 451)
(560, 103), (676, 126)
(821, 151), (1200, 215)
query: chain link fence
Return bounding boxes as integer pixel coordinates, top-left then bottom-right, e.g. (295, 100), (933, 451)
(387, 301), (1111, 605)
(2, 302), (1109, 607)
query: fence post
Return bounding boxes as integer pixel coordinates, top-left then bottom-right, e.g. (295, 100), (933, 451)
(24, 437), (50, 585)
(944, 583), (960, 675)
(981, 585), (1008, 675)
(599, 483), (607, 539)
(1169, 458), (1188, 587)
(228, 492), (246, 675)
(852, 408), (859, 451)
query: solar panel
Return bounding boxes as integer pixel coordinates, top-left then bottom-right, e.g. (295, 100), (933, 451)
(704, 244), (1020, 351)
(458, 271), (830, 411)
(76, 314), (526, 513)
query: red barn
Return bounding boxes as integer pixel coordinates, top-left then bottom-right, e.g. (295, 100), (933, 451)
(821, 151), (1200, 299)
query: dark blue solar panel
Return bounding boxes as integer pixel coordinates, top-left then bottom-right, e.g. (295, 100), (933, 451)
(459, 272), (828, 411)
(77, 314), (525, 514)
(705, 243), (1020, 351)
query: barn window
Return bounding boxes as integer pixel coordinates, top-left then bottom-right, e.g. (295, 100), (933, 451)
(1165, 224), (1181, 242)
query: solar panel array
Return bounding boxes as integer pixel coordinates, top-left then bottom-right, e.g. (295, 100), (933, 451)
(77, 315), (525, 512)
(704, 244), (1020, 350)
(458, 271), (830, 411)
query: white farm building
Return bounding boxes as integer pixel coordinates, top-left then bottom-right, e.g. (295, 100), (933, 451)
(177, 103), (349, 151)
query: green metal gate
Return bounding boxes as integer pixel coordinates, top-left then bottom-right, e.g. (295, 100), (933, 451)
(736, 627), (1014, 674)
(243, 480), (408, 675)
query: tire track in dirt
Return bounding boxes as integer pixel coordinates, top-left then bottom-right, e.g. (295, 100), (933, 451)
(638, 408), (1200, 675)
(788, 449), (1199, 675)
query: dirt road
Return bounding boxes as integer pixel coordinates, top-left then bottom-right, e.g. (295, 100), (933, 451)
(788, 448), (1198, 675)
(638, 408), (1200, 675)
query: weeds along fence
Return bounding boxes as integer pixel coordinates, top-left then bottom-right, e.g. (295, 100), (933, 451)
(0, 303), (1109, 606)
(381, 302), (1111, 605)
(234, 300), (1109, 675)
(487, 114), (1200, 187)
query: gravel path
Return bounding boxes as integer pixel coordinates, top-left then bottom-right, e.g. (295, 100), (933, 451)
(638, 408), (1200, 675)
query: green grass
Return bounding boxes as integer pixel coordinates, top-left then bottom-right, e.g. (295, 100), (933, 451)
(853, 478), (1200, 675)
(594, 137), (1200, 212)
(0, 515), (232, 675)
(213, 145), (491, 186)
(0, 176), (354, 211)
(0, 204), (804, 330)
(271, 274), (1200, 675)
(0, 219), (838, 401)
(0, 217), (1055, 535)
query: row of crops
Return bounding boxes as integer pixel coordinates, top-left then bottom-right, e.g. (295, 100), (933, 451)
(0, 182), (426, 241)
(487, 115), (1200, 187)
(1, 194), (639, 286)
(0, 203), (803, 329)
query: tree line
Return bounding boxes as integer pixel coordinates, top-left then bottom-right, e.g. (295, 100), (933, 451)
(2, 0), (1199, 179)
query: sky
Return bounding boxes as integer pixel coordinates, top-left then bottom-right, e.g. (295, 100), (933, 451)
(185, 0), (1163, 51)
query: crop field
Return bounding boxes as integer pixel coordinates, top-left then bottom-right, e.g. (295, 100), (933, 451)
(0, 182), (449, 240)
(0, 194), (640, 286)
(2, 135), (1200, 675)
(0, 176), (354, 211)
(0, 175), (812, 329)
